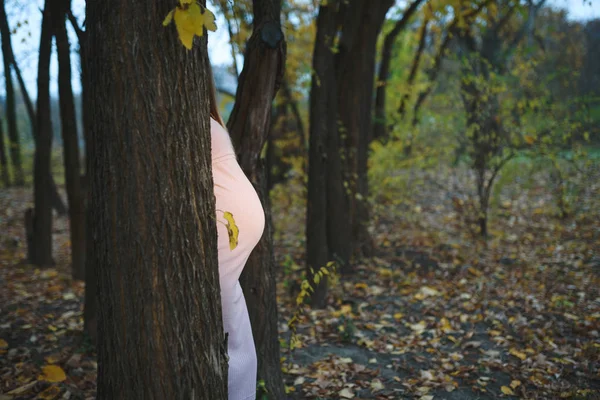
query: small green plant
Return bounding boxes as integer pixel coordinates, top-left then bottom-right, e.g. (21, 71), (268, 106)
(286, 261), (337, 364)
(338, 314), (356, 343)
(256, 379), (269, 400)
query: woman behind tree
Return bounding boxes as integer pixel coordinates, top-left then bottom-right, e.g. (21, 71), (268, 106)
(208, 62), (264, 400)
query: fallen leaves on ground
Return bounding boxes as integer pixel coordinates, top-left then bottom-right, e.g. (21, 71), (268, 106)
(1, 167), (599, 399)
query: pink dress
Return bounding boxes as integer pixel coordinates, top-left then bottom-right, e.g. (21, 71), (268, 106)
(211, 117), (264, 400)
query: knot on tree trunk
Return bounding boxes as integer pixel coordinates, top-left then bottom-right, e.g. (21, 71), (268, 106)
(260, 21), (283, 48)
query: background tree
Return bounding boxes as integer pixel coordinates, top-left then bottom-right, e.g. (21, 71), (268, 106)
(455, 0), (547, 237)
(31, 0), (55, 266)
(67, 3), (98, 344)
(0, 0), (24, 185)
(305, 0), (342, 308)
(335, 0), (397, 259)
(226, 0), (286, 395)
(0, 0), (67, 212)
(373, 0), (426, 142)
(0, 116), (9, 186)
(54, 0), (85, 280)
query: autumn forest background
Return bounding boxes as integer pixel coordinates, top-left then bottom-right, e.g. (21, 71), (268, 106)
(0, 0), (599, 399)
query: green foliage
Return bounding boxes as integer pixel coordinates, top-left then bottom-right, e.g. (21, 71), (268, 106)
(286, 261), (336, 355)
(256, 379), (269, 400)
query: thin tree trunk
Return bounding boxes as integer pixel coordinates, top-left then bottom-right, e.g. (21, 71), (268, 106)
(227, 0), (286, 396)
(336, 0), (394, 259)
(32, 0), (54, 267)
(0, 117), (9, 186)
(281, 79), (307, 175)
(398, 16), (429, 120)
(306, 0), (340, 308)
(0, 0), (24, 185)
(265, 100), (286, 191)
(55, 0), (85, 281)
(75, 11), (97, 344)
(87, 0), (228, 397)
(7, 20), (68, 215)
(372, 0), (425, 141)
(217, 0), (240, 80)
(410, 0), (492, 127)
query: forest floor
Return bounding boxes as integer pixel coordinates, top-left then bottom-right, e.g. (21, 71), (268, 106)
(0, 167), (599, 400)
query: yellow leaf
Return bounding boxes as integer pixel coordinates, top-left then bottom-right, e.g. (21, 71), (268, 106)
(393, 312), (404, 320)
(509, 348), (527, 361)
(36, 385), (61, 400)
(44, 354), (61, 364)
(174, 7), (196, 50)
(340, 304), (352, 315)
(285, 385), (296, 393)
(354, 282), (368, 290)
(169, 2), (217, 50)
(0, 338), (7, 348)
(222, 211), (239, 250)
(196, 6), (217, 35)
(163, 9), (175, 26)
(510, 380), (521, 389)
(38, 365), (66, 383)
(440, 317), (452, 333)
(524, 135), (535, 144)
(501, 386), (514, 395)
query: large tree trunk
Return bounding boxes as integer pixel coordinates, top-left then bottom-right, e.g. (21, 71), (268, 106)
(0, 0), (24, 185)
(306, 0), (341, 308)
(32, 1), (55, 267)
(0, 117), (9, 186)
(55, 0), (85, 281)
(226, 0), (286, 397)
(87, 0), (228, 398)
(372, 0), (425, 142)
(336, 0), (394, 259)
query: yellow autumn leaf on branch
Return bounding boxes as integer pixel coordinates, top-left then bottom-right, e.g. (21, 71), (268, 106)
(163, 0), (217, 50)
(223, 211), (239, 250)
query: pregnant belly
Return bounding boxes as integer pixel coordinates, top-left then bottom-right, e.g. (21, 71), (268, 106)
(213, 155), (265, 292)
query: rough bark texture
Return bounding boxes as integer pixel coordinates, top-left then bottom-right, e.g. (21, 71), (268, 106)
(306, 1), (341, 307)
(372, 0), (425, 141)
(336, 0), (394, 259)
(226, 0), (286, 396)
(0, 117), (9, 186)
(87, 0), (228, 398)
(54, 0), (85, 281)
(0, 0), (24, 185)
(32, 1), (54, 267)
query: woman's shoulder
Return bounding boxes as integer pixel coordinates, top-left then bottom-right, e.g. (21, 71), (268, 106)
(210, 116), (235, 162)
